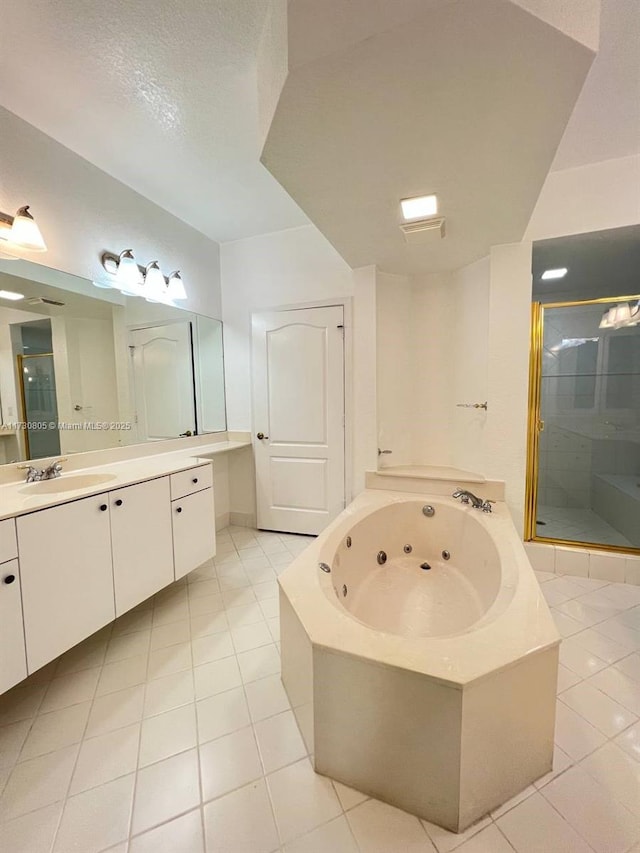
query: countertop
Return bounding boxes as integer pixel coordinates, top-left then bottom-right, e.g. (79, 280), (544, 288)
(0, 440), (250, 521)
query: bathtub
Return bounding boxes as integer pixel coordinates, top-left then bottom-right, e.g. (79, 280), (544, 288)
(279, 484), (560, 832)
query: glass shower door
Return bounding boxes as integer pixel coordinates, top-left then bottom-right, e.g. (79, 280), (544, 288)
(530, 298), (640, 551)
(19, 353), (61, 460)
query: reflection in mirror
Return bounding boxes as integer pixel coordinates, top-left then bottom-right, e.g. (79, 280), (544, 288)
(0, 260), (226, 463)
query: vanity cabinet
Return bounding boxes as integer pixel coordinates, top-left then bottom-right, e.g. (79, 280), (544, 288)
(110, 478), (173, 615)
(0, 517), (27, 694)
(171, 465), (216, 580)
(17, 495), (115, 673)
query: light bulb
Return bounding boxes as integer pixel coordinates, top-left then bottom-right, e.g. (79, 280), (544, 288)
(116, 250), (143, 295)
(9, 206), (47, 252)
(167, 271), (187, 300)
(144, 261), (167, 302)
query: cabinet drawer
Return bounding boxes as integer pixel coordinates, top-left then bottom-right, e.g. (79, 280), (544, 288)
(170, 464), (212, 500)
(0, 519), (18, 564)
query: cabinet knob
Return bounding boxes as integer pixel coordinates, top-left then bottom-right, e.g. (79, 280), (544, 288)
(115, 499), (123, 507)
(3, 574), (15, 585)
(192, 477), (198, 484)
(99, 504), (108, 512)
(176, 507), (182, 513)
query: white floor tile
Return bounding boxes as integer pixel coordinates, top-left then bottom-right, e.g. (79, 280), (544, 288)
(0, 683), (47, 726)
(559, 638), (609, 679)
(147, 642), (192, 681)
(346, 797), (436, 852)
(332, 780), (369, 812)
(53, 772), (135, 853)
(490, 784), (536, 819)
(192, 631), (235, 666)
(284, 815), (359, 853)
(554, 701), (607, 761)
(496, 790), (592, 852)
(0, 744), (78, 820)
(40, 667), (101, 713)
(129, 807), (204, 853)
(194, 655), (242, 701)
(580, 741), (640, 816)
(188, 592), (225, 617)
(149, 619), (191, 651)
(225, 602), (265, 627)
(202, 779), (280, 853)
(139, 702), (197, 767)
(267, 757), (342, 843)
(190, 610), (228, 639)
(230, 621), (272, 653)
(237, 644), (281, 684)
(589, 666), (640, 713)
(557, 663), (582, 692)
(254, 709), (307, 773)
(0, 801), (62, 853)
(69, 722), (140, 794)
(541, 765), (640, 853)
(614, 720), (640, 762)
(96, 654), (148, 697)
(421, 814), (492, 852)
(245, 674), (291, 722)
(86, 685), (145, 737)
(533, 743), (573, 789)
(131, 748), (200, 835)
(105, 630), (151, 664)
(454, 824), (514, 853)
(196, 687), (251, 744)
(560, 680), (637, 736)
(199, 726), (263, 801)
(20, 700), (91, 761)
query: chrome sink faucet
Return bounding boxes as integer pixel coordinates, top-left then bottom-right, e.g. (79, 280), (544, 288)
(19, 458), (67, 483)
(452, 488), (494, 513)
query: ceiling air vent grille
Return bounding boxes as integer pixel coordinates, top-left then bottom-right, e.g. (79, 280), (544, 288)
(399, 217), (446, 243)
(26, 296), (66, 306)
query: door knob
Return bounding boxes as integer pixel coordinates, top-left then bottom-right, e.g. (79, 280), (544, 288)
(256, 432), (269, 440)
(180, 430), (193, 437)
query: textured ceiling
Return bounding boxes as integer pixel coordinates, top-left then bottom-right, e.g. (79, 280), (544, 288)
(552, 0), (640, 170)
(0, 0), (307, 242)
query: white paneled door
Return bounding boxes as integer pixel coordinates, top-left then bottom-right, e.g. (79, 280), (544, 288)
(252, 306), (345, 535)
(130, 321), (196, 442)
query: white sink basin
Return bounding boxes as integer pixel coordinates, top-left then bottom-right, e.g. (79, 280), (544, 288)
(19, 473), (117, 495)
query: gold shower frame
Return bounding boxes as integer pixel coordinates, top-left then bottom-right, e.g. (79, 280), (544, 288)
(524, 294), (640, 555)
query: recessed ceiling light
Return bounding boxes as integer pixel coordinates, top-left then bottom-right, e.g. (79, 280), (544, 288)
(400, 194), (438, 221)
(541, 268), (568, 280)
(0, 289), (25, 301)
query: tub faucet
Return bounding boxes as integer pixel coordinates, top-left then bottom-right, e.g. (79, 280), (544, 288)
(452, 489), (493, 513)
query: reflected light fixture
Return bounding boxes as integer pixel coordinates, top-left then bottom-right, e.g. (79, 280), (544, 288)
(98, 250), (187, 304)
(0, 204), (47, 254)
(599, 300), (640, 330)
(541, 268), (568, 280)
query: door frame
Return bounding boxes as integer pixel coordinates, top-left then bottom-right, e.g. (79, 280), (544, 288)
(524, 294), (640, 555)
(250, 296), (353, 510)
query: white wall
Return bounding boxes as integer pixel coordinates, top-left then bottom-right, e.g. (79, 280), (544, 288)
(0, 107), (222, 319)
(221, 224), (378, 498)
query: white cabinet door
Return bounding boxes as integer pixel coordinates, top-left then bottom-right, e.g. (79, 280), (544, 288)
(17, 495), (115, 673)
(110, 477), (173, 615)
(0, 559), (27, 694)
(172, 489), (216, 580)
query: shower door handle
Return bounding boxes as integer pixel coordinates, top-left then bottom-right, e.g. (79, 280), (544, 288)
(537, 419), (545, 432)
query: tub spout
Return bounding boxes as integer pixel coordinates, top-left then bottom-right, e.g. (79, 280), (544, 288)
(452, 489), (493, 512)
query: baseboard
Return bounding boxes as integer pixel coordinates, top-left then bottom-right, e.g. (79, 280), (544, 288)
(229, 511), (256, 528)
(215, 513), (230, 531)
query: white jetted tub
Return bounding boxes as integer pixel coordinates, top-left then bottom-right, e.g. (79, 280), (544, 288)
(279, 480), (560, 832)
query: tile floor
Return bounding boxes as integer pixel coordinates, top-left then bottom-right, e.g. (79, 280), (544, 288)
(537, 505), (633, 548)
(0, 526), (639, 853)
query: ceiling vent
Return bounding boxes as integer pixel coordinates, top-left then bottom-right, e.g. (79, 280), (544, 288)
(399, 217), (446, 243)
(26, 296), (65, 306)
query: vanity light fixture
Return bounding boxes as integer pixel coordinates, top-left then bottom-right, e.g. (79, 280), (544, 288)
(400, 194), (438, 221)
(0, 289), (25, 301)
(98, 250), (187, 303)
(0, 205), (47, 253)
(541, 268), (568, 280)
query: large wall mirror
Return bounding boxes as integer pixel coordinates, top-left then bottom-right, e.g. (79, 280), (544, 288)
(0, 259), (226, 464)
(525, 225), (640, 553)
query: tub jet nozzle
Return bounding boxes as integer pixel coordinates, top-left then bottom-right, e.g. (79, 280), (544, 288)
(420, 562), (432, 571)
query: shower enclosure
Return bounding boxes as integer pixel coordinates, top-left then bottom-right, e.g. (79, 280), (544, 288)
(526, 296), (640, 552)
